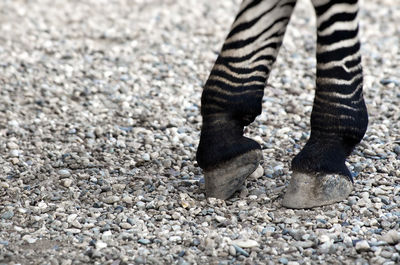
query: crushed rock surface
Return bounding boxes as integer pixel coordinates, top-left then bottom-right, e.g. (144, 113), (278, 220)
(0, 0), (399, 264)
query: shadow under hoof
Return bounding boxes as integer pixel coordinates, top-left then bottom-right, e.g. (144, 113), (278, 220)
(204, 149), (263, 200)
(282, 172), (353, 209)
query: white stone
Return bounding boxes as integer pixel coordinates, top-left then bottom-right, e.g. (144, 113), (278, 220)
(58, 169), (71, 178)
(9, 150), (20, 157)
(63, 178), (73, 188)
(102, 230), (113, 241)
(67, 214), (78, 223)
(142, 153), (150, 161)
(38, 202), (47, 209)
(319, 234), (330, 243)
(14, 226), (23, 232)
(232, 239), (259, 248)
(169, 236), (182, 242)
(343, 236), (353, 247)
(319, 241), (334, 254)
(215, 215), (226, 223)
(120, 222), (132, 229)
(0, 182), (10, 189)
(229, 245), (236, 256)
(96, 240), (107, 250)
(22, 235), (37, 244)
(8, 120), (19, 127)
(103, 195), (120, 204)
(382, 230), (400, 245)
(122, 196), (133, 204)
(7, 142), (18, 149)
(64, 228), (81, 234)
(249, 165), (264, 179)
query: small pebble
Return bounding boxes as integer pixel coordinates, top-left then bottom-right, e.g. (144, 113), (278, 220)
(355, 240), (370, 252)
(138, 239), (151, 245)
(58, 169), (71, 178)
(232, 239), (259, 248)
(22, 235), (37, 244)
(63, 178), (73, 187)
(279, 257), (288, 264)
(9, 150), (20, 157)
(249, 165), (264, 179)
(95, 240), (107, 250)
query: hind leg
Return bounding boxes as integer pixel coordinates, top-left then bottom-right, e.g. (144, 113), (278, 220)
(283, 0), (368, 208)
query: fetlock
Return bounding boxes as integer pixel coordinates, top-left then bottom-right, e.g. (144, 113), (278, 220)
(196, 113), (261, 170)
(291, 136), (353, 179)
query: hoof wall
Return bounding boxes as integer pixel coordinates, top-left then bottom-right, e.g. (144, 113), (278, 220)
(282, 172), (353, 209)
(204, 150), (263, 200)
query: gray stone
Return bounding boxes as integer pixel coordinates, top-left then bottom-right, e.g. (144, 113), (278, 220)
(138, 239), (151, 245)
(355, 240), (370, 252)
(1, 210), (14, 220)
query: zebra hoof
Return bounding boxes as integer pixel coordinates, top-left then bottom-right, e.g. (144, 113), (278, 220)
(282, 172), (353, 209)
(204, 149), (263, 200)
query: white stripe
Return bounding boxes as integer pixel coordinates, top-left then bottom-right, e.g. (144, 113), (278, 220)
(208, 75), (265, 88)
(318, 83), (363, 99)
(314, 95), (359, 112)
(317, 34), (359, 53)
(318, 19), (358, 36)
(233, 0), (281, 29)
(213, 64), (267, 79)
(225, 8), (290, 50)
(317, 72), (362, 86)
(317, 3), (359, 28)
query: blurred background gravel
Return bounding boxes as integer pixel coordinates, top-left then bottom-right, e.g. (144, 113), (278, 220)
(0, 0), (399, 264)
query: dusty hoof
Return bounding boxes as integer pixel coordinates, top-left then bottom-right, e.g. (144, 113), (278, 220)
(282, 172), (353, 209)
(204, 149), (263, 200)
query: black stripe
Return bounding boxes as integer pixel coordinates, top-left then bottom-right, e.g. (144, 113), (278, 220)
(215, 59), (270, 75)
(223, 17), (289, 50)
(253, 54), (277, 63)
(344, 56), (361, 69)
(201, 89), (264, 115)
(318, 27), (358, 46)
(317, 66), (362, 80)
(318, 12), (358, 32)
(317, 42), (360, 64)
(280, 0), (296, 9)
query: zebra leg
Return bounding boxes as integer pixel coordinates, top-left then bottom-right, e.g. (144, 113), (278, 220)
(283, 0), (368, 208)
(197, 0), (297, 199)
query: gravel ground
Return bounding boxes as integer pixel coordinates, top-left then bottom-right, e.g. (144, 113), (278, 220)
(0, 0), (399, 264)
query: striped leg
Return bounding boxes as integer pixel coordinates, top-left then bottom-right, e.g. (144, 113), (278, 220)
(283, 0), (368, 208)
(197, 0), (297, 199)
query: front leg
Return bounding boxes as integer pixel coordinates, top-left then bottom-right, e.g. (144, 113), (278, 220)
(197, 0), (297, 199)
(283, 0), (368, 208)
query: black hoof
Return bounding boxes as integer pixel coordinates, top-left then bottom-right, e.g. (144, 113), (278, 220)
(282, 172), (353, 209)
(204, 150), (263, 200)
